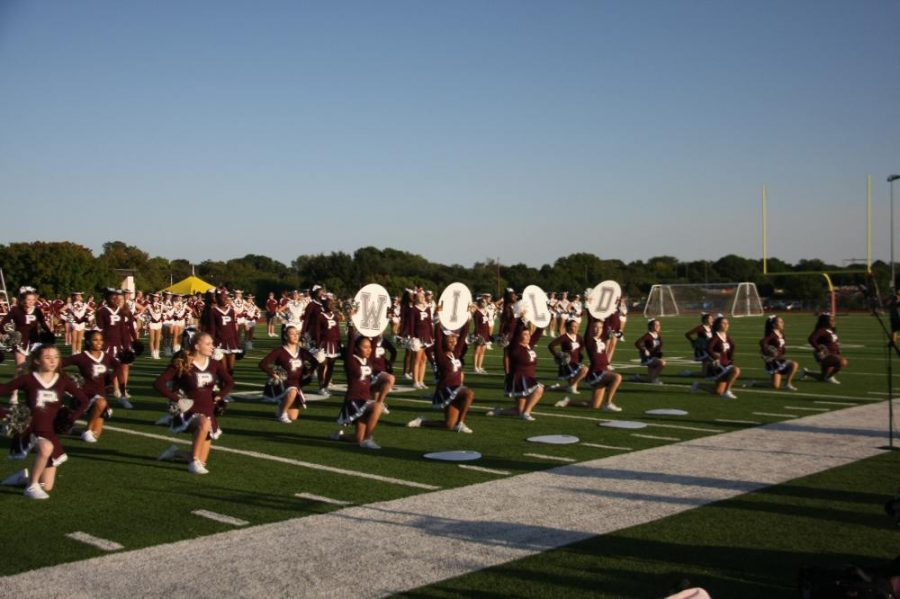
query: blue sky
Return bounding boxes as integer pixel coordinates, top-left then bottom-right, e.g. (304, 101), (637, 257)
(1, 0), (898, 268)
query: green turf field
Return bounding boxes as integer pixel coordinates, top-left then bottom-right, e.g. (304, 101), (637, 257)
(0, 312), (897, 586)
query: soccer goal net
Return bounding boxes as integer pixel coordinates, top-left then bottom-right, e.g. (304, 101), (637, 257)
(643, 282), (764, 318)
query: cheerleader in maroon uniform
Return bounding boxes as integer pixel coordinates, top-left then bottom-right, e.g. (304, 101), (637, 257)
(0, 287), (52, 382)
(556, 320), (623, 411)
(684, 313), (714, 377)
(803, 313), (848, 384)
(471, 297), (493, 374)
(692, 316), (741, 399)
(335, 336), (384, 449)
(548, 319), (589, 393)
(259, 324), (316, 423)
(265, 292), (279, 337)
(759, 315), (799, 390)
(144, 292), (165, 359)
(487, 328), (544, 421)
(0, 344), (89, 499)
(410, 290), (435, 390)
(243, 294), (259, 350)
(634, 319), (667, 384)
(407, 327), (475, 433)
(154, 332), (233, 474)
(95, 288), (137, 407)
(203, 291), (241, 374)
(62, 330), (124, 443)
(169, 294), (189, 354)
(601, 302), (624, 367)
(312, 296), (343, 396)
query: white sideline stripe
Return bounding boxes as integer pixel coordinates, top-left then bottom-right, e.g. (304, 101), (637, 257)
(101, 425), (440, 491)
(715, 419), (762, 425)
(523, 453), (576, 463)
(581, 442), (632, 451)
(815, 400), (856, 406)
(645, 423), (724, 433)
(784, 406), (830, 412)
(752, 412), (798, 418)
(294, 493), (353, 506)
(232, 381), (266, 389)
(65, 532), (124, 552)
(631, 434), (681, 441)
(192, 510), (249, 527)
(457, 465), (511, 476)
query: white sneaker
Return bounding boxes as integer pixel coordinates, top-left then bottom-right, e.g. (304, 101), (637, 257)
(826, 377), (841, 385)
(520, 412), (535, 422)
(123, 389), (132, 399)
(318, 387), (331, 397)
(650, 379), (664, 386)
(359, 438), (381, 450)
(406, 417), (423, 428)
(601, 403), (622, 412)
(24, 483), (49, 500)
(158, 444), (180, 461)
(155, 414), (173, 426)
(188, 460), (209, 474)
(118, 396), (134, 409)
(607, 365), (616, 371)
(81, 430), (98, 443)
(381, 404), (390, 415)
(554, 397), (571, 408)
(404, 372), (413, 380)
(567, 386), (580, 395)
(722, 390), (738, 399)
(785, 384), (798, 391)
(453, 421), (473, 434)
(1, 468), (29, 486)
(485, 408), (497, 417)
(328, 430), (344, 441)
(278, 413), (292, 424)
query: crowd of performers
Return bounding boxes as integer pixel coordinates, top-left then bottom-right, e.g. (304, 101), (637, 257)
(0, 283), (849, 499)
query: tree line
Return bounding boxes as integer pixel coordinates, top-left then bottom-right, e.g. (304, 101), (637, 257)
(0, 241), (885, 307)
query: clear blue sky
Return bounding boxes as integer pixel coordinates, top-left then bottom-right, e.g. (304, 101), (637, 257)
(2, 0), (898, 268)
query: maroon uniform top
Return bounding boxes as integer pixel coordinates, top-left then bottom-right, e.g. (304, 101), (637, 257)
(0, 373), (89, 434)
(499, 304), (517, 341)
(0, 305), (50, 346)
(368, 335), (396, 373)
(708, 333), (736, 366)
(413, 305), (434, 343)
(636, 332), (663, 358)
(62, 351), (123, 398)
(601, 312), (622, 341)
(761, 332), (786, 360)
(549, 333), (583, 365)
(206, 305), (240, 349)
(66, 302), (93, 326)
(435, 349), (464, 390)
(808, 328), (840, 355)
(315, 310), (342, 348)
(585, 335), (610, 372)
(343, 354), (372, 401)
(303, 299), (323, 331)
(153, 357), (234, 419)
(95, 305), (136, 351)
(266, 298), (279, 313)
(508, 343), (538, 380)
(473, 309), (491, 339)
(51, 298), (65, 316)
(259, 346), (314, 388)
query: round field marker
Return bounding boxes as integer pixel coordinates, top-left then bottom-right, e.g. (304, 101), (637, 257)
(423, 450), (482, 462)
(527, 434), (580, 445)
(644, 409), (689, 416)
(599, 420), (648, 430)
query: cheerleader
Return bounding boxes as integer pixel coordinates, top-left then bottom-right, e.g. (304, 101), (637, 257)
(0, 287), (52, 382)
(634, 319), (667, 384)
(203, 290), (241, 374)
(143, 292), (165, 359)
(345, 319), (396, 418)
(302, 285), (326, 334)
(471, 297), (492, 374)
(692, 316), (741, 399)
(0, 344), (89, 499)
(259, 324), (316, 423)
(65, 291), (93, 355)
(547, 319), (588, 393)
(95, 288), (137, 407)
(312, 296), (343, 396)
(803, 313), (848, 384)
(487, 327), (544, 421)
(547, 291), (559, 339)
(243, 293), (259, 350)
(684, 313), (714, 377)
(398, 288), (417, 380)
(601, 301), (625, 367)
(169, 294), (189, 354)
(410, 289), (435, 390)
(265, 291), (279, 337)
(556, 320), (623, 410)
(62, 330), (124, 442)
(555, 292), (570, 336)
(154, 332), (233, 474)
(389, 296), (402, 337)
(406, 327), (474, 433)
(759, 315), (799, 390)
(335, 335), (384, 449)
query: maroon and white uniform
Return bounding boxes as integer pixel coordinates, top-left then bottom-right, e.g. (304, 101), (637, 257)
(314, 310), (342, 357)
(206, 305), (241, 353)
(153, 357), (234, 438)
(508, 343), (541, 398)
(0, 373), (89, 465)
(708, 333), (736, 378)
(259, 345), (315, 404)
(473, 309), (491, 344)
(62, 351), (123, 403)
(601, 312), (623, 342)
(65, 301), (93, 332)
(584, 335), (611, 386)
(170, 302), (189, 327)
(302, 298), (323, 333)
(266, 297), (279, 319)
(1, 305), (51, 355)
(338, 354), (373, 424)
(433, 349), (464, 408)
(95, 304), (136, 356)
(636, 331), (663, 365)
(809, 327), (840, 362)
(144, 302), (165, 330)
(761, 331), (791, 374)
(549, 332), (583, 380)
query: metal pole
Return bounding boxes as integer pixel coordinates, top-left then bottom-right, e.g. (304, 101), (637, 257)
(762, 185), (768, 275)
(891, 175), (900, 293)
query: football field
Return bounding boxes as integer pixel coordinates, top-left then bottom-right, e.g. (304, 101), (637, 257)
(1, 313), (898, 597)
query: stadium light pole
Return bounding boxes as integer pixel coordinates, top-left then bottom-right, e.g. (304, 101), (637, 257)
(891, 174), (900, 293)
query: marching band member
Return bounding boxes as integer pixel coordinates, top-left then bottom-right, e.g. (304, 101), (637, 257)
(259, 324), (316, 423)
(692, 316), (741, 399)
(95, 288), (137, 408)
(334, 335), (384, 449)
(684, 313), (714, 377)
(407, 326), (475, 433)
(759, 315), (799, 390)
(64, 291), (93, 355)
(556, 320), (623, 411)
(154, 331), (233, 474)
(634, 318), (667, 384)
(169, 294), (189, 354)
(548, 318), (589, 393)
(803, 313), (848, 384)
(243, 293), (259, 349)
(282, 290), (306, 330)
(62, 330), (124, 443)
(0, 344), (90, 499)
(389, 295), (402, 337)
(232, 290), (247, 347)
(144, 292), (165, 359)
(487, 327), (544, 421)
(555, 291), (570, 336)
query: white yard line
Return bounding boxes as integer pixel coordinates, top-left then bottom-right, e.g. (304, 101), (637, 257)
(523, 453), (576, 463)
(714, 418), (762, 425)
(294, 492), (354, 506)
(101, 425), (440, 491)
(457, 465), (511, 476)
(64, 532), (124, 552)
(784, 406), (830, 412)
(581, 442), (633, 451)
(814, 400), (856, 406)
(631, 433), (681, 442)
(192, 510), (249, 527)
(753, 412), (799, 418)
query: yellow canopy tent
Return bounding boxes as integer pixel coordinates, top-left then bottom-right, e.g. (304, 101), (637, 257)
(163, 276), (216, 295)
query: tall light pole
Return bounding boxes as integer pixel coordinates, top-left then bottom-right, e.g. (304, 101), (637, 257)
(891, 175), (900, 292)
